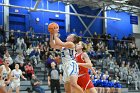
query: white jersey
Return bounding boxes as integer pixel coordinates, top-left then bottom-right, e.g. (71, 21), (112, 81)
(11, 69), (22, 83)
(1, 65), (11, 81)
(61, 47), (75, 64)
(61, 47), (78, 82)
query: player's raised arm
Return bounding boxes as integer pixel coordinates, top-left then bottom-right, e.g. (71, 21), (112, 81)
(49, 33), (62, 49)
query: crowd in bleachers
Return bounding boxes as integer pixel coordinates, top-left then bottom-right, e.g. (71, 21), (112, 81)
(85, 32), (140, 91)
(0, 28), (140, 92)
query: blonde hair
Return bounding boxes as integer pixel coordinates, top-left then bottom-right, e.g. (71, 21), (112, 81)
(80, 41), (88, 52)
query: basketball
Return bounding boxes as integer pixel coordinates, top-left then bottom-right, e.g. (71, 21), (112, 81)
(48, 22), (59, 34)
(0, 87), (6, 93)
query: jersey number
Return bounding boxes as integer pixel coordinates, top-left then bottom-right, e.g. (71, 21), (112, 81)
(61, 52), (65, 57)
(61, 49), (73, 58)
(69, 49), (73, 59)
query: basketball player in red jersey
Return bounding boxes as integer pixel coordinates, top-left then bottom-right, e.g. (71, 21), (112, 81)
(75, 41), (97, 93)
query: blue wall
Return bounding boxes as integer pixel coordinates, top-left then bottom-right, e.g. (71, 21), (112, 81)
(0, 0), (3, 26)
(70, 5), (103, 37)
(107, 10), (133, 39)
(1, 0), (133, 39)
(9, 0), (66, 39)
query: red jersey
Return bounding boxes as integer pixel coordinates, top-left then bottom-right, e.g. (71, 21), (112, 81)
(76, 52), (94, 90)
(75, 52), (88, 75)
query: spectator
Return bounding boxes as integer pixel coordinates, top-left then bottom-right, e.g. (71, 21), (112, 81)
(9, 31), (15, 50)
(45, 54), (56, 70)
(38, 42), (45, 60)
(114, 62), (120, 75)
(30, 34), (37, 47)
(0, 42), (6, 58)
(48, 62), (62, 93)
(119, 62), (128, 81)
(132, 69), (140, 90)
(116, 54), (123, 67)
(26, 44), (34, 57)
(29, 47), (40, 65)
(0, 25), (5, 43)
(15, 52), (25, 65)
(93, 32), (98, 45)
(16, 37), (26, 51)
(25, 62), (34, 80)
(54, 52), (61, 65)
(31, 74), (45, 93)
(24, 32), (31, 49)
(19, 63), (27, 78)
(79, 31), (83, 37)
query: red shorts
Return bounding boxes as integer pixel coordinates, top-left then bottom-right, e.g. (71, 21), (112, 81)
(77, 73), (94, 90)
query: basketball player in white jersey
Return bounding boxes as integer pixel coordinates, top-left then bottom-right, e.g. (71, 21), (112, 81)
(50, 31), (84, 93)
(0, 58), (11, 93)
(8, 64), (27, 93)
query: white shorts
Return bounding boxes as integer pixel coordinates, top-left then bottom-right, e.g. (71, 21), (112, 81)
(10, 82), (20, 89)
(62, 61), (79, 82)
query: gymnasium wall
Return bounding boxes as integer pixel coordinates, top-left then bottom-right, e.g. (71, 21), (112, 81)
(0, 0), (3, 26)
(9, 0), (66, 39)
(1, 0), (134, 39)
(132, 14), (140, 34)
(70, 5), (103, 37)
(106, 10), (133, 39)
(132, 14), (140, 48)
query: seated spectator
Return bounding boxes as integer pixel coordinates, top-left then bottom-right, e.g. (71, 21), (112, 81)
(29, 47), (40, 65)
(38, 42), (46, 60)
(30, 34), (38, 47)
(25, 62), (34, 80)
(0, 42), (6, 58)
(15, 52), (25, 65)
(108, 60), (115, 73)
(31, 74), (45, 93)
(24, 32), (31, 49)
(133, 71), (140, 90)
(26, 44), (34, 58)
(54, 52), (61, 65)
(127, 67), (133, 84)
(104, 46), (109, 57)
(114, 62), (120, 75)
(96, 49), (102, 59)
(9, 31), (15, 50)
(119, 62), (128, 81)
(16, 37), (26, 51)
(19, 63), (27, 78)
(88, 47), (96, 59)
(45, 54), (56, 70)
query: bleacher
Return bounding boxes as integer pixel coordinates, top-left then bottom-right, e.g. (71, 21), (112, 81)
(2, 33), (140, 93)
(11, 63), (65, 93)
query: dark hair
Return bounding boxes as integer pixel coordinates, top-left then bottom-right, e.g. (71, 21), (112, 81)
(72, 34), (81, 44)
